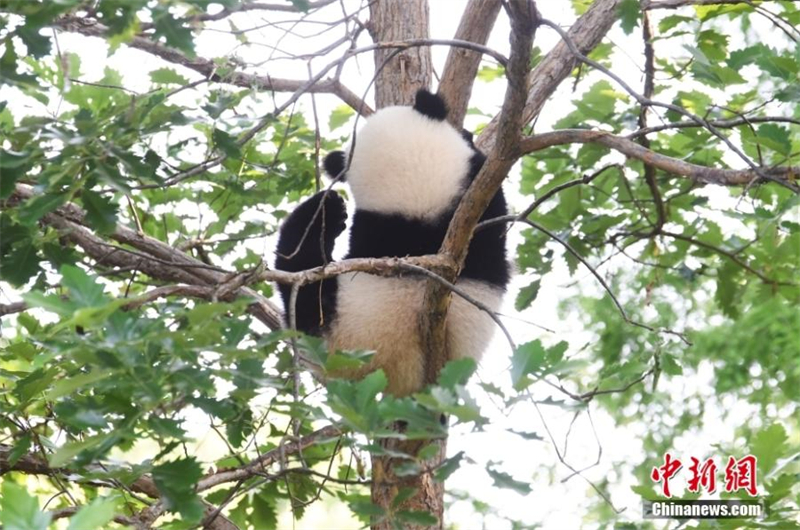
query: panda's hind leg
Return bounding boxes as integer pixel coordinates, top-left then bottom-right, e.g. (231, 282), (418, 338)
(275, 191), (347, 335)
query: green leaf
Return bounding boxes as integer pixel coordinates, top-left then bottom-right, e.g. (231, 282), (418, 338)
(514, 279), (541, 311)
(0, 40), (37, 88)
(290, 0), (311, 11)
(0, 239), (41, 286)
(150, 67), (190, 86)
(509, 429), (543, 441)
(67, 496), (120, 530)
(60, 265), (106, 307)
(660, 354), (683, 376)
(325, 349), (374, 372)
(82, 190), (118, 234)
(659, 15), (692, 33)
(751, 423), (788, 473)
(434, 452), (464, 482)
(510, 340), (546, 390)
(348, 498), (385, 518)
(17, 193), (66, 225)
(477, 64), (505, 82)
(571, 0), (592, 15)
(437, 358), (476, 389)
(7, 434), (33, 466)
(47, 370), (111, 400)
(49, 434), (108, 467)
(251, 493), (278, 529)
(728, 44), (766, 70)
(715, 261), (741, 318)
(754, 124), (792, 157)
(396, 510), (438, 526)
(357, 370), (387, 411)
(213, 128), (242, 159)
(691, 62), (746, 87)
(14, 368), (57, 404)
(0, 481), (51, 530)
(21, 291), (74, 317)
(0, 149), (29, 169)
(152, 10), (195, 57)
(618, 0), (641, 34)
(16, 25), (51, 58)
(758, 53), (800, 81)
(328, 105), (354, 130)
(486, 465), (532, 495)
(152, 458), (204, 522)
(391, 487), (418, 509)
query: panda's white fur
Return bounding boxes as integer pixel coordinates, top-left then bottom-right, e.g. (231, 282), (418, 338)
(346, 106), (473, 221)
(329, 274), (504, 396)
(276, 90), (509, 397)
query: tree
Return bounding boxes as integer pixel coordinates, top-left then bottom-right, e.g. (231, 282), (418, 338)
(1, 0), (798, 529)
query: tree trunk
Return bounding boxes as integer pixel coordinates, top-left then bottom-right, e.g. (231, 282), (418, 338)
(368, 0), (432, 109)
(370, 436), (447, 530)
(367, 2), (445, 529)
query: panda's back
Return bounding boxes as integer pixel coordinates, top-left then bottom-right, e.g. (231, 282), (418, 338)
(327, 273), (503, 396)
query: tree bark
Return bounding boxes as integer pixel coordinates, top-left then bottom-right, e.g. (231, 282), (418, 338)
(366, 1), (445, 529)
(368, 0), (432, 108)
(437, 0), (503, 128)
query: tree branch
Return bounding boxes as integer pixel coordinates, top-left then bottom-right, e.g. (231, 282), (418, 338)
(437, 0), (503, 128)
(0, 301), (27, 317)
(197, 425), (341, 491)
(661, 230), (795, 285)
(536, 17), (800, 193)
(53, 16), (371, 114)
(0, 444), (160, 498)
(476, 0), (624, 152)
(1, 426), (342, 528)
(517, 129), (800, 186)
(642, 0), (785, 8)
(638, 10), (666, 234)
(420, 0), (538, 387)
(627, 115), (800, 139)
(48, 506), (138, 528)
(138, 0), (339, 29)
(476, 163), (623, 230)
(9, 184), (283, 330)
(524, 218), (690, 343)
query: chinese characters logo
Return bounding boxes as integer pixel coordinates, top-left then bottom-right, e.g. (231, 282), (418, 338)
(651, 453), (758, 498)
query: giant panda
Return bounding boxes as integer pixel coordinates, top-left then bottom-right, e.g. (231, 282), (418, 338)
(274, 89), (510, 396)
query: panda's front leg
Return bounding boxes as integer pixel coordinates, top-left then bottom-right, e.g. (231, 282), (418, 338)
(275, 191), (347, 335)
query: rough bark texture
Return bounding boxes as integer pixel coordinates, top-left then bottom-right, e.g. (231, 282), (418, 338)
(367, 1), (445, 529)
(368, 0), (433, 108)
(371, 437), (448, 529)
(437, 0), (503, 128)
(420, 0), (536, 395)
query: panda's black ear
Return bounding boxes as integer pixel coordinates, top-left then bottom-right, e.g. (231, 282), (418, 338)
(323, 150), (347, 181)
(413, 89), (448, 121)
(460, 129), (475, 146)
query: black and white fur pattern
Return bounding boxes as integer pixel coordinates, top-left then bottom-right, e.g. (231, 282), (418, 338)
(275, 90), (509, 396)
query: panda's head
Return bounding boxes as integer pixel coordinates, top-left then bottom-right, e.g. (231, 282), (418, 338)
(323, 90), (482, 222)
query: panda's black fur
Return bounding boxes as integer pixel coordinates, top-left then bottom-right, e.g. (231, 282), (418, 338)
(275, 89), (509, 395)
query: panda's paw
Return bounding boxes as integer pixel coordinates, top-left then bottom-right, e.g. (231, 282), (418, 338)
(321, 190), (347, 237)
(295, 191), (346, 238)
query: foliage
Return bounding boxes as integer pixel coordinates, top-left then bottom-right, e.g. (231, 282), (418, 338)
(0, 1), (799, 529)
